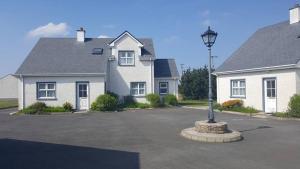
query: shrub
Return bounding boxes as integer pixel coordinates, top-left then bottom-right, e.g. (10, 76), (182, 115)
(44, 106), (67, 112)
(91, 94), (118, 111)
(28, 102), (46, 111)
(213, 103), (223, 112)
(63, 102), (73, 111)
(287, 94), (300, 117)
(106, 91), (119, 100)
(163, 94), (178, 106)
(221, 99), (243, 109)
(137, 103), (151, 109)
(21, 108), (39, 114)
(146, 94), (161, 107)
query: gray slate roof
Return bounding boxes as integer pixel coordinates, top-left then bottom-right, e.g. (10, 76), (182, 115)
(154, 59), (180, 78)
(215, 21), (300, 73)
(16, 37), (156, 75)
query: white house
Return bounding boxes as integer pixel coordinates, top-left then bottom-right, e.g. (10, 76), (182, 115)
(15, 29), (179, 110)
(215, 5), (300, 113)
(0, 74), (18, 99)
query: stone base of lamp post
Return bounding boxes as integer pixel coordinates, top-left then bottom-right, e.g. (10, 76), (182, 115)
(181, 120), (242, 143)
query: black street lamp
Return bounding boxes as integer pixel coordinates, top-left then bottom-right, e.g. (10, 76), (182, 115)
(201, 26), (218, 123)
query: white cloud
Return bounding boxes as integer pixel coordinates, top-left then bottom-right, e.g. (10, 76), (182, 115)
(98, 35), (110, 38)
(27, 22), (69, 38)
(201, 9), (210, 17)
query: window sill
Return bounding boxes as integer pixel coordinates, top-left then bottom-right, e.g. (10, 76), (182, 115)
(230, 96), (246, 99)
(119, 64), (135, 66)
(37, 98), (57, 101)
(131, 95), (146, 98)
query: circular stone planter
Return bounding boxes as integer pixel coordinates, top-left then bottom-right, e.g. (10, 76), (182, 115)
(181, 120), (242, 143)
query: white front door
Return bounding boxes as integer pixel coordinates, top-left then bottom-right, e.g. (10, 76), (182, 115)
(77, 83), (89, 110)
(264, 78), (277, 113)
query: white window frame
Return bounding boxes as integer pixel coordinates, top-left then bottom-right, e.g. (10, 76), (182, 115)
(159, 82), (169, 95)
(119, 51), (135, 66)
(37, 82), (56, 99)
(231, 79), (246, 98)
(131, 82), (146, 96)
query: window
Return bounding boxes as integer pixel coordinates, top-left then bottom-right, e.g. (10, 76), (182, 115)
(119, 51), (134, 65)
(231, 80), (246, 98)
(159, 82), (168, 95)
(266, 80), (276, 98)
(92, 48), (103, 55)
(37, 82), (56, 99)
(131, 82), (146, 96)
(78, 84), (88, 97)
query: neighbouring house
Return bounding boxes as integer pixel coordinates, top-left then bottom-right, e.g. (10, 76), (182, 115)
(0, 74), (18, 99)
(14, 29), (179, 110)
(214, 4), (300, 113)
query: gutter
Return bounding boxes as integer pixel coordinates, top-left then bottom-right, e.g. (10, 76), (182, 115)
(13, 73), (106, 77)
(214, 64), (297, 76)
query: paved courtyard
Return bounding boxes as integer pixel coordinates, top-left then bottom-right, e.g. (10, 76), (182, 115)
(0, 108), (299, 169)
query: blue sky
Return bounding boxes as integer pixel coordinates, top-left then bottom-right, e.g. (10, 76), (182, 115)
(0, 0), (297, 77)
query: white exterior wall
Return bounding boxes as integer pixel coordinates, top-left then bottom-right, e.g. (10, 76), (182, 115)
(18, 76), (105, 110)
(217, 69), (297, 112)
(0, 74), (18, 99)
(289, 6), (300, 24)
(108, 34), (153, 103)
(154, 78), (179, 97)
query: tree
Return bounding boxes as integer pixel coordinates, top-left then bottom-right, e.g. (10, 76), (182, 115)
(179, 66), (216, 100)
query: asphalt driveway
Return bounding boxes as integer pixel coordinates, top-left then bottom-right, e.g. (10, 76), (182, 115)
(0, 108), (299, 169)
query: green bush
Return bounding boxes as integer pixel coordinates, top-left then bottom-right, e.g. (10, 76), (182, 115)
(146, 94), (161, 107)
(28, 102), (46, 111)
(163, 94), (178, 106)
(137, 103), (151, 109)
(273, 112), (290, 118)
(91, 94), (118, 111)
(22, 102), (47, 114)
(213, 103), (223, 112)
(106, 91), (119, 100)
(44, 106), (67, 112)
(63, 102), (73, 111)
(287, 94), (300, 117)
(21, 108), (39, 114)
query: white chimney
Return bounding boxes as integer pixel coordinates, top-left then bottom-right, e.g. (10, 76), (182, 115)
(76, 27), (85, 42)
(290, 4), (300, 24)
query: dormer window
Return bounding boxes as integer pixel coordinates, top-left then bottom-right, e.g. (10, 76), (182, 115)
(119, 51), (135, 66)
(92, 48), (103, 55)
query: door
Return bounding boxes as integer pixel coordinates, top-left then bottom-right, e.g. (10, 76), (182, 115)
(263, 78), (277, 113)
(77, 83), (89, 110)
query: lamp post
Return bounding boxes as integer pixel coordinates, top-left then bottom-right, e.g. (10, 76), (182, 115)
(201, 26), (218, 123)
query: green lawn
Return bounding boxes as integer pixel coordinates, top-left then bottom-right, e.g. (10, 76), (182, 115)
(179, 99), (213, 107)
(0, 99), (18, 109)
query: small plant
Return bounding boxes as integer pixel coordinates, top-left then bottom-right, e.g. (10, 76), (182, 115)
(63, 102), (73, 111)
(222, 99), (243, 109)
(287, 94), (300, 118)
(163, 94), (178, 106)
(91, 94), (118, 111)
(213, 103), (223, 112)
(146, 94), (161, 107)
